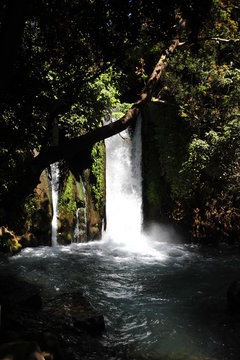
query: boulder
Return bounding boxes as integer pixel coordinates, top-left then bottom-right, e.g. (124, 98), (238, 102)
(43, 292), (105, 334)
(227, 280), (240, 311)
(0, 341), (44, 360)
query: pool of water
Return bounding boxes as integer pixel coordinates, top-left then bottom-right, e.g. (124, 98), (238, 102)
(2, 230), (240, 360)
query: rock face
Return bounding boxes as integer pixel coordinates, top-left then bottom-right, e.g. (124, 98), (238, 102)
(57, 170), (86, 245)
(0, 341), (45, 360)
(2, 142), (106, 249)
(142, 101), (240, 243)
(0, 226), (22, 253)
(24, 169), (52, 247)
(142, 102), (186, 226)
(57, 143), (106, 244)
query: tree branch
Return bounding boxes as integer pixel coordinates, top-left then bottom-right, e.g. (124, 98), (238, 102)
(2, 19), (186, 220)
(33, 35), (182, 174)
(199, 36), (240, 43)
(210, 37), (240, 43)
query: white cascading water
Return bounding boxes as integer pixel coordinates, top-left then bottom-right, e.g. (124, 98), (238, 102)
(73, 181), (87, 243)
(73, 206), (87, 242)
(73, 208), (81, 242)
(104, 116), (142, 244)
(104, 115), (163, 256)
(50, 162), (59, 247)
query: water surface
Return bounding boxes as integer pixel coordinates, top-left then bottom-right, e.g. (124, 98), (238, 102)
(4, 234), (240, 360)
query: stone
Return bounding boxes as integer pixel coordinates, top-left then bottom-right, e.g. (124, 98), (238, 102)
(0, 341), (42, 360)
(41, 332), (59, 350)
(44, 292), (105, 334)
(227, 280), (240, 311)
(41, 352), (53, 360)
(21, 294), (42, 311)
(0, 251), (9, 264)
(28, 350), (45, 360)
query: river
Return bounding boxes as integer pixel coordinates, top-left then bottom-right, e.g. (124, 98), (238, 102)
(3, 237), (240, 359)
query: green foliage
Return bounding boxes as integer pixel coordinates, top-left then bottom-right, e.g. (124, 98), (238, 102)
(76, 178), (85, 204)
(59, 173), (77, 214)
(0, 231), (22, 253)
(112, 103), (132, 120)
(147, 0), (240, 240)
(58, 67), (123, 138)
(90, 67), (121, 115)
(91, 142), (105, 213)
(24, 193), (41, 225)
(0, 233), (13, 252)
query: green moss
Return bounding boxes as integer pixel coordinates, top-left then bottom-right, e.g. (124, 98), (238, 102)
(59, 173), (77, 214)
(147, 180), (161, 206)
(11, 239), (22, 253)
(0, 231), (22, 253)
(0, 232), (13, 252)
(24, 192), (41, 228)
(142, 102), (191, 216)
(91, 141), (105, 214)
(76, 177), (85, 204)
(112, 103), (132, 120)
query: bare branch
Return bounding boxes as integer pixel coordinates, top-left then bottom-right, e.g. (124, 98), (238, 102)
(211, 37), (240, 43)
(198, 37), (240, 43)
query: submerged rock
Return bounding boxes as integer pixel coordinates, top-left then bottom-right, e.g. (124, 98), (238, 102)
(0, 275), (105, 359)
(0, 341), (44, 360)
(44, 292), (105, 334)
(227, 280), (240, 312)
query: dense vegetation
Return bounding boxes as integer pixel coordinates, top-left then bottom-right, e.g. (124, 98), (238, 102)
(146, 0), (240, 242)
(0, 0), (239, 245)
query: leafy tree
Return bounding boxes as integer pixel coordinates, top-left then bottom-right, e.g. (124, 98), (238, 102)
(0, 0), (213, 227)
(151, 0), (240, 240)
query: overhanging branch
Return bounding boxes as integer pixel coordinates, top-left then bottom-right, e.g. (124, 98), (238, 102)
(3, 19), (186, 219)
(33, 35), (182, 174)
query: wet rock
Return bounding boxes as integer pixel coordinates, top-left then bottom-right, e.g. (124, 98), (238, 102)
(44, 292), (105, 334)
(227, 280), (240, 311)
(40, 331), (63, 360)
(42, 352), (54, 360)
(0, 276), (42, 308)
(0, 341), (43, 360)
(0, 276), (106, 359)
(0, 227), (21, 254)
(41, 332), (59, 350)
(0, 251), (9, 264)
(28, 350), (45, 360)
(22, 294), (43, 311)
(0, 276), (43, 345)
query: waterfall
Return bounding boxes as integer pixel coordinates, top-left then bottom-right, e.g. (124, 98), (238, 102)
(50, 162), (59, 247)
(73, 206), (87, 242)
(73, 181), (87, 243)
(104, 115), (145, 250)
(74, 208), (81, 242)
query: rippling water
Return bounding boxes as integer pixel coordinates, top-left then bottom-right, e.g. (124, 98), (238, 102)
(4, 231), (240, 360)
(3, 120), (239, 359)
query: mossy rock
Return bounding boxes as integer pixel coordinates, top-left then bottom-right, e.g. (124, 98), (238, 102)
(0, 228), (22, 254)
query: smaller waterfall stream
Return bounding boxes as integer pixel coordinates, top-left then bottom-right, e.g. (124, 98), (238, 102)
(73, 181), (87, 243)
(50, 162), (59, 247)
(73, 206), (87, 242)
